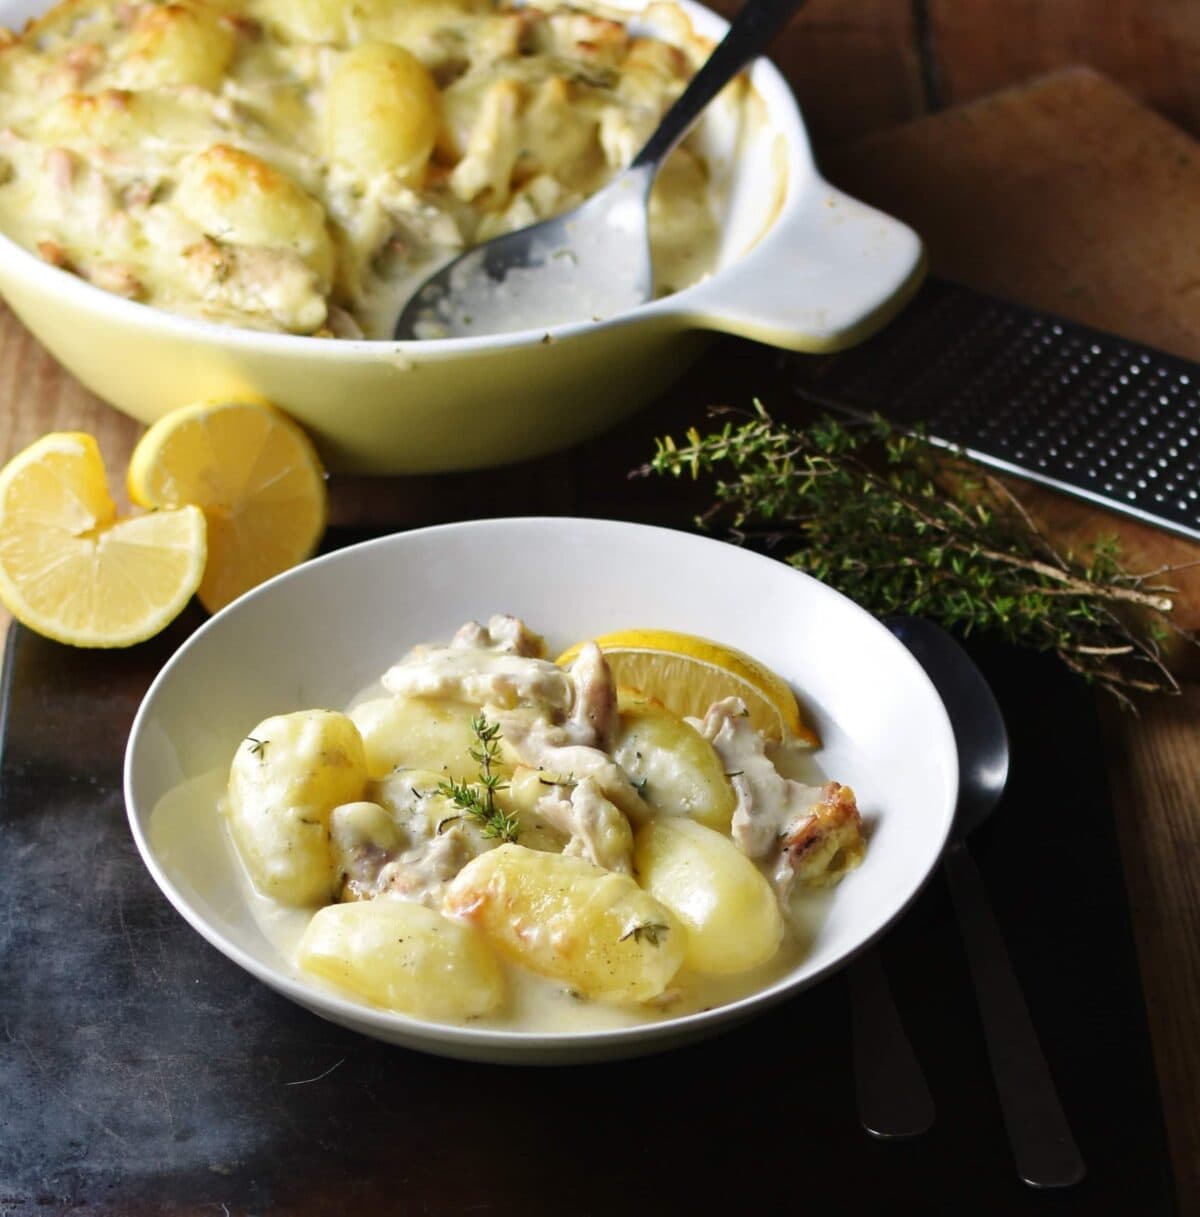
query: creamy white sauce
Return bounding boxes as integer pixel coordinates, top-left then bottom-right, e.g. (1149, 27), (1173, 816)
(148, 763), (835, 1032)
(409, 182), (655, 339)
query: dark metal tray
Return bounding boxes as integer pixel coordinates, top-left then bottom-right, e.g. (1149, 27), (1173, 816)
(0, 575), (1176, 1215)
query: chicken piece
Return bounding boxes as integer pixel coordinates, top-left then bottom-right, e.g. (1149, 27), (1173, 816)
(451, 614), (546, 657)
(693, 697), (866, 890)
(331, 772), (497, 905)
(89, 261), (143, 299)
(563, 641), (617, 749)
(182, 237), (328, 334)
(774, 782), (865, 894)
(36, 238), (71, 269)
(508, 768), (632, 872)
(330, 800), (406, 899)
(691, 697), (823, 858)
(497, 710), (651, 825)
(382, 641), (571, 714)
(44, 145), (75, 190)
(61, 42), (105, 87)
(377, 831), (475, 903)
(449, 78), (523, 205)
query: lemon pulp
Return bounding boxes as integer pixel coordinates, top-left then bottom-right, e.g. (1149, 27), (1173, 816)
(0, 432), (206, 647)
(127, 399), (327, 613)
(556, 628), (817, 746)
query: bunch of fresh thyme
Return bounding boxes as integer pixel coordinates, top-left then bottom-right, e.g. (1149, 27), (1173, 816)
(437, 713), (521, 842)
(637, 401), (1191, 705)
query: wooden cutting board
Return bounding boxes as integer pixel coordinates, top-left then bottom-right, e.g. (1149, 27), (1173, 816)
(825, 64), (1200, 636)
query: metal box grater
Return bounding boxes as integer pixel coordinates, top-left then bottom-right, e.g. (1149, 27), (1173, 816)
(785, 278), (1200, 542)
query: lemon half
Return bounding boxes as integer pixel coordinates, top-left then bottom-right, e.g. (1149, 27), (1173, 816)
(556, 628), (818, 746)
(128, 399), (327, 614)
(0, 432), (206, 647)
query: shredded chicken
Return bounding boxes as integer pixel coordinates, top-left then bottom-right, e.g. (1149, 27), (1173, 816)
(451, 614), (546, 657)
(497, 709), (651, 824)
(377, 832), (476, 903)
(693, 697), (865, 891)
(382, 637), (572, 713)
(562, 641), (617, 749)
(330, 776), (495, 906)
(528, 775), (633, 872)
(774, 782), (865, 895)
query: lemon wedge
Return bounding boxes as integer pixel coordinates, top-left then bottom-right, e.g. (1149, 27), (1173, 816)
(556, 628), (818, 746)
(127, 399), (327, 614)
(0, 432), (206, 647)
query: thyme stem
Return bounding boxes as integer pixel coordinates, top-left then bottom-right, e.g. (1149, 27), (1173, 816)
(437, 714), (520, 842)
(636, 402), (1195, 706)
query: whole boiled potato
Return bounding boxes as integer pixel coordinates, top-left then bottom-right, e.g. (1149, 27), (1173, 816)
(227, 709), (367, 905)
(445, 844), (685, 1003)
(634, 817), (783, 974)
(298, 898), (505, 1020)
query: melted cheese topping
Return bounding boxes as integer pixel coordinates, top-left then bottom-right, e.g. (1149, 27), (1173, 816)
(0, 0), (735, 336)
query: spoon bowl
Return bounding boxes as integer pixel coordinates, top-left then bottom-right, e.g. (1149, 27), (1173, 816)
(883, 615), (1010, 838)
(394, 0), (807, 339)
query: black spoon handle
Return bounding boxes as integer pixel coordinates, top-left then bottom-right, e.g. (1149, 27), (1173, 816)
(848, 946), (935, 1138)
(631, 0), (805, 172)
(945, 844), (1087, 1188)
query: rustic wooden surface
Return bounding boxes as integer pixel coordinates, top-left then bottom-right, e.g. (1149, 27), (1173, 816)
(0, 2), (1198, 1209)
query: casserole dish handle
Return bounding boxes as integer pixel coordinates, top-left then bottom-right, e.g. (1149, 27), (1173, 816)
(675, 177), (926, 352)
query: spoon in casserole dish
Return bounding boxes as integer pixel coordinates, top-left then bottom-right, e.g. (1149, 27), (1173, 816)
(393, 0), (806, 340)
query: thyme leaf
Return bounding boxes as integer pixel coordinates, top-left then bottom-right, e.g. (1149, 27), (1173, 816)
(635, 401), (1195, 707)
(437, 714), (520, 842)
(620, 920), (671, 947)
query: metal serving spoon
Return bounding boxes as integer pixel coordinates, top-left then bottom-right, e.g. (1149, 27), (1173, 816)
(854, 616), (1086, 1187)
(393, 0), (805, 340)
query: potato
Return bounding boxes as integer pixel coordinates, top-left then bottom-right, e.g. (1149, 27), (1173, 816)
(226, 709), (367, 905)
(444, 844), (684, 1002)
(173, 144), (334, 283)
(323, 43), (440, 181)
(349, 695), (481, 781)
(297, 899), (505, 1020)
(612, 690), (737, 832)
(634, 817), (783, 975)
(123, 3), (237, 91)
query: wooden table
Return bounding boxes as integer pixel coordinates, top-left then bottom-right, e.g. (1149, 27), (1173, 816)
(0, 1), (1197, 1209)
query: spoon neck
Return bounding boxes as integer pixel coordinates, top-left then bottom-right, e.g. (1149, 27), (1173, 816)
(629, 0), (805, 173)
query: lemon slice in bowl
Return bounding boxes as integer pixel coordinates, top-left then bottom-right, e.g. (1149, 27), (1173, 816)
(0, 432), (206, 647)
(128, 399), (327, 615)
(556, 628), (818, 746)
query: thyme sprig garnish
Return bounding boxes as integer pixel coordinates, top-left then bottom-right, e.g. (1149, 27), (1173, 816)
(437, 714), (520, 842)
(636, 401), (1193, 706)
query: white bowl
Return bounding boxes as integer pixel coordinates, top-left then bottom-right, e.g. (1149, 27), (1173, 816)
(124, 517), (958, 1064)
(0, 0), (923, 473)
